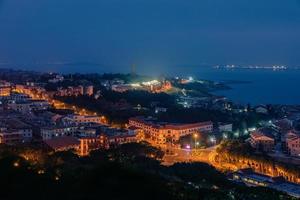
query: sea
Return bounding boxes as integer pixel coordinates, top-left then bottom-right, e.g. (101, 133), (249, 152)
(165, 66), (300, 106)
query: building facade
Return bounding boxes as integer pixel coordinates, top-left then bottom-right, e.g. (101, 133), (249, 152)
(129, 117), (213, 145)
(250, 131), (275, 152)
(78, 135), (109, 156)
(286, 135), (300, 157)
(41, 126), (78, 140)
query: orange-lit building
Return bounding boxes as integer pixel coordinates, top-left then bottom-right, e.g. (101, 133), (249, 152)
(129, 117), (213, 145)
(84, 85), (94, 96)
(0, 81), (11, 96)
(250, 131), (275, 152)
(108, 133), (137, 146)
(286, 133), (300, 157)
(78, 135), (109, 156)
(0, 86), (11, 96)
(56, 86), (84, 96)
(0, 131), (23, 144)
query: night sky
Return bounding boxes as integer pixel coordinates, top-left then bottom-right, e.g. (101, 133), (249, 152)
(0, 0), (300, 70)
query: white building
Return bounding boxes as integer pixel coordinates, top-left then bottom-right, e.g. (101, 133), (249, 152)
(63, 115), (102, 125)
(8, 100), (50, 113)
(41, 126), (78, 140)
(218, 123), (233, 132)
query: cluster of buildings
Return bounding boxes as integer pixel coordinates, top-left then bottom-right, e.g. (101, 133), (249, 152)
(1, 85), (50, 114)
(111, 79), (172, 93)
(129, 117), (213, 146)
(0, 81), (140, 156)
(176, 94), (237, 112)
(231, 168), (300, 198)
(284, 131), (300, 157)
(0, 116), (33, 145)
(249, 129), (275, 152)
(249, 118), (300, 157)
(56, 85), (94, 97)
(43, 124), (139, 156)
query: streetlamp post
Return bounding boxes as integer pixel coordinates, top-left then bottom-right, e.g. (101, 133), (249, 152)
(193, 133), (198, 149)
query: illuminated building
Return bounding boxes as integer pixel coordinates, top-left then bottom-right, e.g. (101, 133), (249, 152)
(286, 133), (300, 157)
(78, 135), (109, 156)
(0, 129), (32, 144)
(84, 85), (94, 96)
(249, 131), (275, 152)
(7, 99), (50, 113)
(41, 126), (78, 140)
(0, 81), (11, 96)
(111, 84), (132, 92)
(0, 86), (11, 96)
(129, 117), (213, 145)
(107, 132), (137, 145)
(56, 85), (94, 97)
(63, 114), (102, 125)
(48, 74), (64, 83)
(0, 131), (22, 144)
(112, 80), (172, 93)
(56, 86), (84, 96)
(232, 168), (300, 198)
(218, 122), (233, 132)
(77, 128), (97, 137)
(128, 126), (144, 141)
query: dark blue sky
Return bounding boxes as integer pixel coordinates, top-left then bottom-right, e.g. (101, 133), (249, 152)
(0, 0), (300, 71)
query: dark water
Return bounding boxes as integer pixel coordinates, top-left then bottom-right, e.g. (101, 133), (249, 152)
(169, 67), (300, 106)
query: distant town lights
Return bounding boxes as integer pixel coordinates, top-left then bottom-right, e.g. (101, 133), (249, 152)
(141, 80), (160, 86)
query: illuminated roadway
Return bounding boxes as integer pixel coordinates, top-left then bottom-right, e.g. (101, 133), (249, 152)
(162, 146), (218, 166)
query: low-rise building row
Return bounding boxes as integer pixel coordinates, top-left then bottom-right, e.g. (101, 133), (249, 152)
(129, 117), (213, 145)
